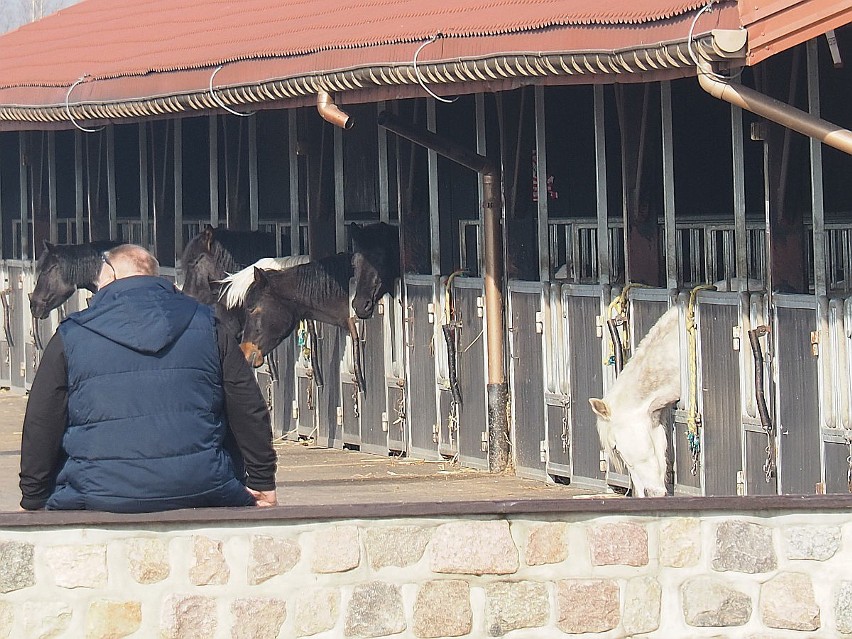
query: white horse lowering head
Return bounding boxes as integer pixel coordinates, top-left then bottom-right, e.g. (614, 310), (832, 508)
(588, 305), (682, 497)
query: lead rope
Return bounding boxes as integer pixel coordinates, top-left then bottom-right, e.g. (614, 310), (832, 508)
(604, 283), (651, 368)
(686, 284), (715, 475)
(443, 271), (465, 447)
(748, 324), (776, 483)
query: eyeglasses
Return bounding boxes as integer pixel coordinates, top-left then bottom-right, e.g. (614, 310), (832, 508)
(101, 253), (116, 280)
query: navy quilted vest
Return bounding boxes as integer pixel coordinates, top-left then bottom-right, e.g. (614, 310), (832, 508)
(48, 276), (253, 512)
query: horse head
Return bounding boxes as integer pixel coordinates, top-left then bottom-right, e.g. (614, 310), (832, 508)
(350, 222), (400, 319)
(181, 252), (226, 305)
(30, 241), (79, 319)
(181, 225), (229, 303)
(589, 397), (669, 498)
(239, 267), (297, 368)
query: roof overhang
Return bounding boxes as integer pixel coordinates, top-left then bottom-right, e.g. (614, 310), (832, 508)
(0, 0), (749, 131)
(0, 35), (744, 130)
(741, 0), (852, 65)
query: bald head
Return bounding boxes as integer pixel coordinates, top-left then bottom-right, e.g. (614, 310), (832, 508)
(97, 244), (160, 289)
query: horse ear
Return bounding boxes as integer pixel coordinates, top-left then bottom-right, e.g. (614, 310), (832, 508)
(589, 398), (611, 420)
(349, 223), (361, 242)
(42, 240), (55, 252)
(201, 225), (215, 252)
(253, 266), (269, 285)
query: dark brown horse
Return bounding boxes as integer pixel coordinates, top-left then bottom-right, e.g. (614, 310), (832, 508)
(238, 222), (399, 391)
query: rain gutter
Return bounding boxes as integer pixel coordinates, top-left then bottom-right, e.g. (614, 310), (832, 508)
(697, 30), (852, 155)
(1, 36), (730, 128)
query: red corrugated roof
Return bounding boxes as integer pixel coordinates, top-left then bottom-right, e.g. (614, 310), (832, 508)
(0, 0), (719, 88)
(3, 0), (847, 129)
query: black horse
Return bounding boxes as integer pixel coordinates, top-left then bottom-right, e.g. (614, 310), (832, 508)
(180, 224), (277, 337)
(181, 224), (277, 305)
(29, 240), (121, 319)
(239, 222), (400, 391)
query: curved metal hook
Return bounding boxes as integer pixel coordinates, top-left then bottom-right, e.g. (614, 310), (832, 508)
(65, 75), (105, 133)
(209, 65), (255, 117)
(413, 35), (458, 104)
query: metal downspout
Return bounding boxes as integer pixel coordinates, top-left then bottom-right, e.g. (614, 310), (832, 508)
(376, 110), (510, 473)
(697, 59), (852, 156)
(316, 90), (354, 130)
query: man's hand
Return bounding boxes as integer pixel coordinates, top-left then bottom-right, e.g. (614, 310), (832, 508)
(247, 488), (278, 507)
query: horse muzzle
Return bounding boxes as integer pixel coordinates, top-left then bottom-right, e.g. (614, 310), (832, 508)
(240, 342), (265, 368)
(354, 300), (374, 319)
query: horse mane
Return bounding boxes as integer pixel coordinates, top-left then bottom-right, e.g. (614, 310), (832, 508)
(264, 253), (353, 305)
(219, 256), (309, 308)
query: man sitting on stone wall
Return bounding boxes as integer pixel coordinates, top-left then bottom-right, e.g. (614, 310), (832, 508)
(18, 244), (277, 512)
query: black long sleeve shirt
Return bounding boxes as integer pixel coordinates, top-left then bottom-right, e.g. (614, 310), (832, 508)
(19, 322), (277, 510)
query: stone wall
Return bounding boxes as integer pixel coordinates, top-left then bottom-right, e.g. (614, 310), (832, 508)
(0, 508), (850, 638)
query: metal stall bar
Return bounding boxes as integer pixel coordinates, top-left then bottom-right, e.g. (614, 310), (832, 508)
(661, 81), (677, 289)
(288, 111), (301, 257)
(209, 114), (219, 228)
(75, 131), (85, 243)
(594, 85), (610, 287)
(47, 132), (57, 245)
(171, 119), (182, 274)
(377, 102), (390, 224)
(139, 123), (150, 250)
(248, 116), (258, 231)
(106, 126), (117, 240)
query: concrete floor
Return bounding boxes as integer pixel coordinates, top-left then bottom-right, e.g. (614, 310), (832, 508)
(0, 391), (595, 512)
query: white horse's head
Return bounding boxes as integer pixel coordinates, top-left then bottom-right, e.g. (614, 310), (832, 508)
(589, 397), (668, 497)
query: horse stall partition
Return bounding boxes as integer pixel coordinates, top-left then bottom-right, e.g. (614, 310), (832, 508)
(773, 294), (821, 495)
(443, 277), (488, 470)
(294, 334), (317, 441)
(384, 283), (407, 454)
(21, 266), (47, 390)
(356, 311), (390, 456)
(694, 290), (746, 496)
(552, 284), (607, 490)
(626, 289), (674, 493)
(0, 264), (13, 388)
(314, 323), (344, 449)
(403, 275), (441, 461)
(822, 297), (852, 494)
(542, 282), (570, 480)
(340, 332), (360, 448)
(263, 335), (298, 440)
(507, 280), (546, 481)
(5, 261), (27, 394)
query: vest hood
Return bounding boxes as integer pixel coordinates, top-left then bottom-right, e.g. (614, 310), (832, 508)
(63, 276), (196, 354)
